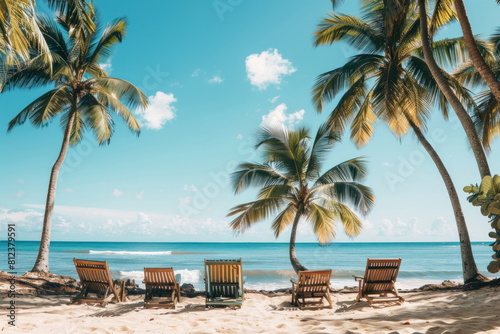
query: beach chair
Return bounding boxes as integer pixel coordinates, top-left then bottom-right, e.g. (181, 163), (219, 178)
(290, 270), (333, 310)
(204, 259), (244, 308)
(143, 268), (181, 309)
(70, 258), (126, 306)
(353, 258), (404, 305)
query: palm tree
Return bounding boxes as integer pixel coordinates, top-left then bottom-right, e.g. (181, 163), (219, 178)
(416, 0), (491, 178)
(4, 5), (148, 274)
(227, 124), (374, 273)
(313, 0), (486, 282)
(451, 0), (500, 103)
(454, 28), (500, 151)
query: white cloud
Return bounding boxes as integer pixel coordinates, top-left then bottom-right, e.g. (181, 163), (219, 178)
(382, 162), (393, 167)
(100, 59), (112, 73)
(236, 134), (243, 140)
(17, 179), (24, 184)
(183, 184), (198, 191)
(136, 191), (144, 200)
(426, 217), (454, 236)
(136, 91), (177, 130)
(377, 217), (419, 237)
(191, 68), (201, 77)
(179, 196), (192, 205)
(245, 49), (296, 90)
(63, 188), (74, 193)
(113, 189), (123, 197)
(269, 95), (280, 103)
(0, 208), (43, 231)
(17, 204), (229, 238)
(208, 76), (224, 84)
(10, 191), (25, 198)
(261, 103), (305, 128)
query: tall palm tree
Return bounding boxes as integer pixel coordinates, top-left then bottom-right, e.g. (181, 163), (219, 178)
(454, 28), (500, 151)
(451, 0), (500, 103)
(227, 124), (374, 273)
(416, 0), (491, 178)
(4, 6), (148, 274)
(313, 0), (486, 282)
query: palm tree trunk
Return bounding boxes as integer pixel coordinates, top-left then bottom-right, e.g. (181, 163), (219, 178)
(31, 110), (77, 274)
(408, 120), (488, 283)
(453, 0), (500, 103)
(418, 0), (491, 178)
(289, 204), (308, 273)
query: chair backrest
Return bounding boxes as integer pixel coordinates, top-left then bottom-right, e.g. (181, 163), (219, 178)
(144, 268), (177, 291)
(362, 258), (402, 293)
(73, 258), (113, 293)
(297, 270), (332, 293)
(204, 259), (243, 298)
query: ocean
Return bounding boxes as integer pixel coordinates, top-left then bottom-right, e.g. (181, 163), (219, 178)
(2, 241), (497, 290)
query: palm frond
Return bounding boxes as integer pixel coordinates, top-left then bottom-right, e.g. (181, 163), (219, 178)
(314, 157), (368, 187)
(314, 13), (382, 52)
(312, 181), (374, 216)
(94, 77), (148, 109)
(350, 89), (376, 146)
(227, 198), (286, 233)
(85, 17), (126, 70)
(231, 162), (289, 194)
(8, 86), (72, 131)
(307, 202), (337, 244)
(271, 203), (298, 237)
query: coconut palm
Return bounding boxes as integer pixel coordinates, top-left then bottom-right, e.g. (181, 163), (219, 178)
(416, 0), (491, 178)
(227, 124), (374, 273)
(450, 0), (500, 103)
(4, 5), (148, 274)
(313, 0), (486, 282)
(454, 28), (500, 151)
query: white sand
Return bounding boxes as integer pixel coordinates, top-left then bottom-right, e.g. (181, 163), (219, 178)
(1, 288), (500, 333)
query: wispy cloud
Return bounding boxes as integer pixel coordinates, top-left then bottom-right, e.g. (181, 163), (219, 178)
(136, 91), (177, 130)
(208, 75), (224, 84)
(10, 191), (25, 198)
(261, 103), (304, 128)
(269, 95), (280, 103)
(136, 191), (144, 200)
(245, 49), (296, 90)
(113, 189), (123, 197)
(191, 68), (201, 77)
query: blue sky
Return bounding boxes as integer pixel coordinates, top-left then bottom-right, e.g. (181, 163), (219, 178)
(1, 0), (499, 242)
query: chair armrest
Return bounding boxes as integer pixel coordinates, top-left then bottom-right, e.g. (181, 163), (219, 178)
(290, 279), (297, 285)
(353, 275), (363, 282)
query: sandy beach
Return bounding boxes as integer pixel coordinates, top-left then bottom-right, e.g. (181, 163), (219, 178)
(2, 285), (500, 334)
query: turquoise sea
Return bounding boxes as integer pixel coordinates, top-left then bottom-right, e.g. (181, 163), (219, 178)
(1, 241), (496, 290)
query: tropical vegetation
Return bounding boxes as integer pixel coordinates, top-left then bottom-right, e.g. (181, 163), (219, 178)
(313, 0), (488, 282)
(3, 2), (148, 274)
(227, 124), (374, 273)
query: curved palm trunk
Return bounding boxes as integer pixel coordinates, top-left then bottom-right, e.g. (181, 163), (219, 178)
(289, 204), (308, 273)
(409, 120), (487, 283)
(453, 0), (500, 103)
(418, 0), (491, 178)
(31, 110), (77, 273)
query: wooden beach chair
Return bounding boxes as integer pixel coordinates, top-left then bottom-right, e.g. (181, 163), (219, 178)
(290, 270), (333, 310)
(70, 258), (126, 306)
(143, 268), (181, 309)
(204, 259), (244, 308)
(353, 258), (404, 305)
